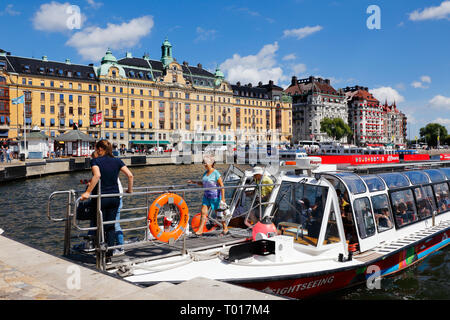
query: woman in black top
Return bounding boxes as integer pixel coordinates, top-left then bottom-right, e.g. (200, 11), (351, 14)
(81, 140), (133, 258)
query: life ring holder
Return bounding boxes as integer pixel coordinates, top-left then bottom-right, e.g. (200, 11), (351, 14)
(148, 193), (189, 243)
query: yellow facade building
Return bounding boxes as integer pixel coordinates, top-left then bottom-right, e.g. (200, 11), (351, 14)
(0, 39), (292, 152)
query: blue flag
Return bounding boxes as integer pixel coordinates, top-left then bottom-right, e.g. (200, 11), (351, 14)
(12, 95), (25, 105)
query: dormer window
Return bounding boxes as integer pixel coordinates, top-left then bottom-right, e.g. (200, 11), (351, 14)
(48, 68), (54, 74)
(58, 69), (64, 76)
(39, 67), (45, 74)
(23, 65), (30, 72)
(75, 71), (81, 77)
(138, 72), (144, 79)
(88, 73), (94, 79)
(129, 71), (135, 77)
(146, 73), (152, 80)
(112, 70), (117, 78)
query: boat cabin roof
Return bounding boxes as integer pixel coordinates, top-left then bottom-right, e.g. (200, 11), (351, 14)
(325, 168), (450, 195)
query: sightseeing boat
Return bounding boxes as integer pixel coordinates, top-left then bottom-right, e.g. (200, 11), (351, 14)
(48, 158), (450, 299)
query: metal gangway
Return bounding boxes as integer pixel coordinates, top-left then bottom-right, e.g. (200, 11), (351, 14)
(47, 165), (280, 271)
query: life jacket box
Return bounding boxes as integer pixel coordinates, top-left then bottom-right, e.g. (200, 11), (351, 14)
(268, 235), (294, 263)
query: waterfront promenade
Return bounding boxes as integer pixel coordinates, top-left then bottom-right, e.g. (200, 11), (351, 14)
(0, 233), (284, 300)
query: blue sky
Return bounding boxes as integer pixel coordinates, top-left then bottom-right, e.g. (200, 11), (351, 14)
(1, 0), (449, 138)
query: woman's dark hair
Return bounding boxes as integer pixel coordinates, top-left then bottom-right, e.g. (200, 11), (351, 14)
(95, 140), (114, 157)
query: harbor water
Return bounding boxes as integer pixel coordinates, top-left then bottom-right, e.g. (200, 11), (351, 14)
(0, 164), (448, 300)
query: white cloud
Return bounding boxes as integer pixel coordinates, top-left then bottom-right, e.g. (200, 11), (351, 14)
(1, 4), (20, 16)
(292, 63), (307, 75)
(432, 117), (450, 126)
(411, 81), (426, 88)
(428, 95), (450, 110)
(220, 42), (286, 85)
(282, 53), (296, 61)
(86, 0), (103, 9)
(32, 1), (86, 33)
(195, 27), (217, 42)
(370, 87), (405, 104)
(411, 75), (431, 89)
(283, 25), (323, 40)
(409, 1), (450, 21)
(66, 15), (154, 61)
(420, 75), (432, 83)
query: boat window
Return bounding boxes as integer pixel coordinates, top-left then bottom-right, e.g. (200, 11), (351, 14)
(378, 173), (410, 189)
(323, 204), (341, 245)
(371, 194), (394, 233)
(413, 186), (436, 220)
(403, 171), (429, 185)
(273, 181), (328, 247)
(353, 198), (376, 239)
(439, 168), (450, 179)
(390, 189), (418, 227)
(433, 183), (450, 214)
(423, 169), (446, 183)
(334, 173), (366, 194)
(361, 175), (385, 192)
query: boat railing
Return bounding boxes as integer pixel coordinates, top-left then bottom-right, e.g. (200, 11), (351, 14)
(47, 177), (281, 271)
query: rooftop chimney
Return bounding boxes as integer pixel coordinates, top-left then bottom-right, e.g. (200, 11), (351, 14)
(126, 52), (133, 58)
(42, 56), (48, 62)
(291, 76), (297, 86)
(183, 61), (189, 66)
(65, 59), (71, 64)
(197, 63), (202, 69)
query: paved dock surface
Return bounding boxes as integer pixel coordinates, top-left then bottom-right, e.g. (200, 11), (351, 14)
(0, 234), (284, 300)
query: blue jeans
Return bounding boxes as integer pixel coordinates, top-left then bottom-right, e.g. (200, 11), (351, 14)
(115, 198), (124, 246)
(87, 197), (120, 255)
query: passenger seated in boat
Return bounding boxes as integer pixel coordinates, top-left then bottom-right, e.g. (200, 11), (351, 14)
(375, 208), (393, 229)
(417, 199), (432, 219)
(436, 194), (448, 212)
(395, 202), (408, 224)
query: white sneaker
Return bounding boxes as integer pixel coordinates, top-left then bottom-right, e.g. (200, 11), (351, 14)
(113, 249), (125, 256)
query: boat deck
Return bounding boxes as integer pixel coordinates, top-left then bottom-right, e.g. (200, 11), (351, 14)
(69, 228), (251, 270)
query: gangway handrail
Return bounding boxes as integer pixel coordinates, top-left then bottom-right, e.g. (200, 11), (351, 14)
(47, 190), (76, 222)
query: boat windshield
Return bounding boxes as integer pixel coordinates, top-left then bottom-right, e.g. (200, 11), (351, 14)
(378, 173), (410, 189)
(423, 169), (446, 183)
(360, 175), (385, 192)
(439, 168), (450, 179)
(402, 171), (430, 185)
(334, 173), (366, 194)
(272, 181), (329, 247)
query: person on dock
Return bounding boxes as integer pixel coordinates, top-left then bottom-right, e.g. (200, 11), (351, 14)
(81, 140), (133, 261)
(187, 153), (227, 236)
(6, 147), (11, 164)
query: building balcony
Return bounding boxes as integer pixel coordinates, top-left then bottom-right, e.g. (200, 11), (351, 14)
(218, 120), (231, 126)
(104, 114), (125, 121)
(89, 101), (97, 107)
(58, 112), (65, 118)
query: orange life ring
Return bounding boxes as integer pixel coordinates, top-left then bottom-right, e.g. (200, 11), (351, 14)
(148, 193), (189, 243)
(191, 213), (218, 233)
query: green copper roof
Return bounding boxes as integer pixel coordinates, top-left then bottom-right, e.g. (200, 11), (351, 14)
(214, 66), (224, 79)
(101, 48), (117, 64)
